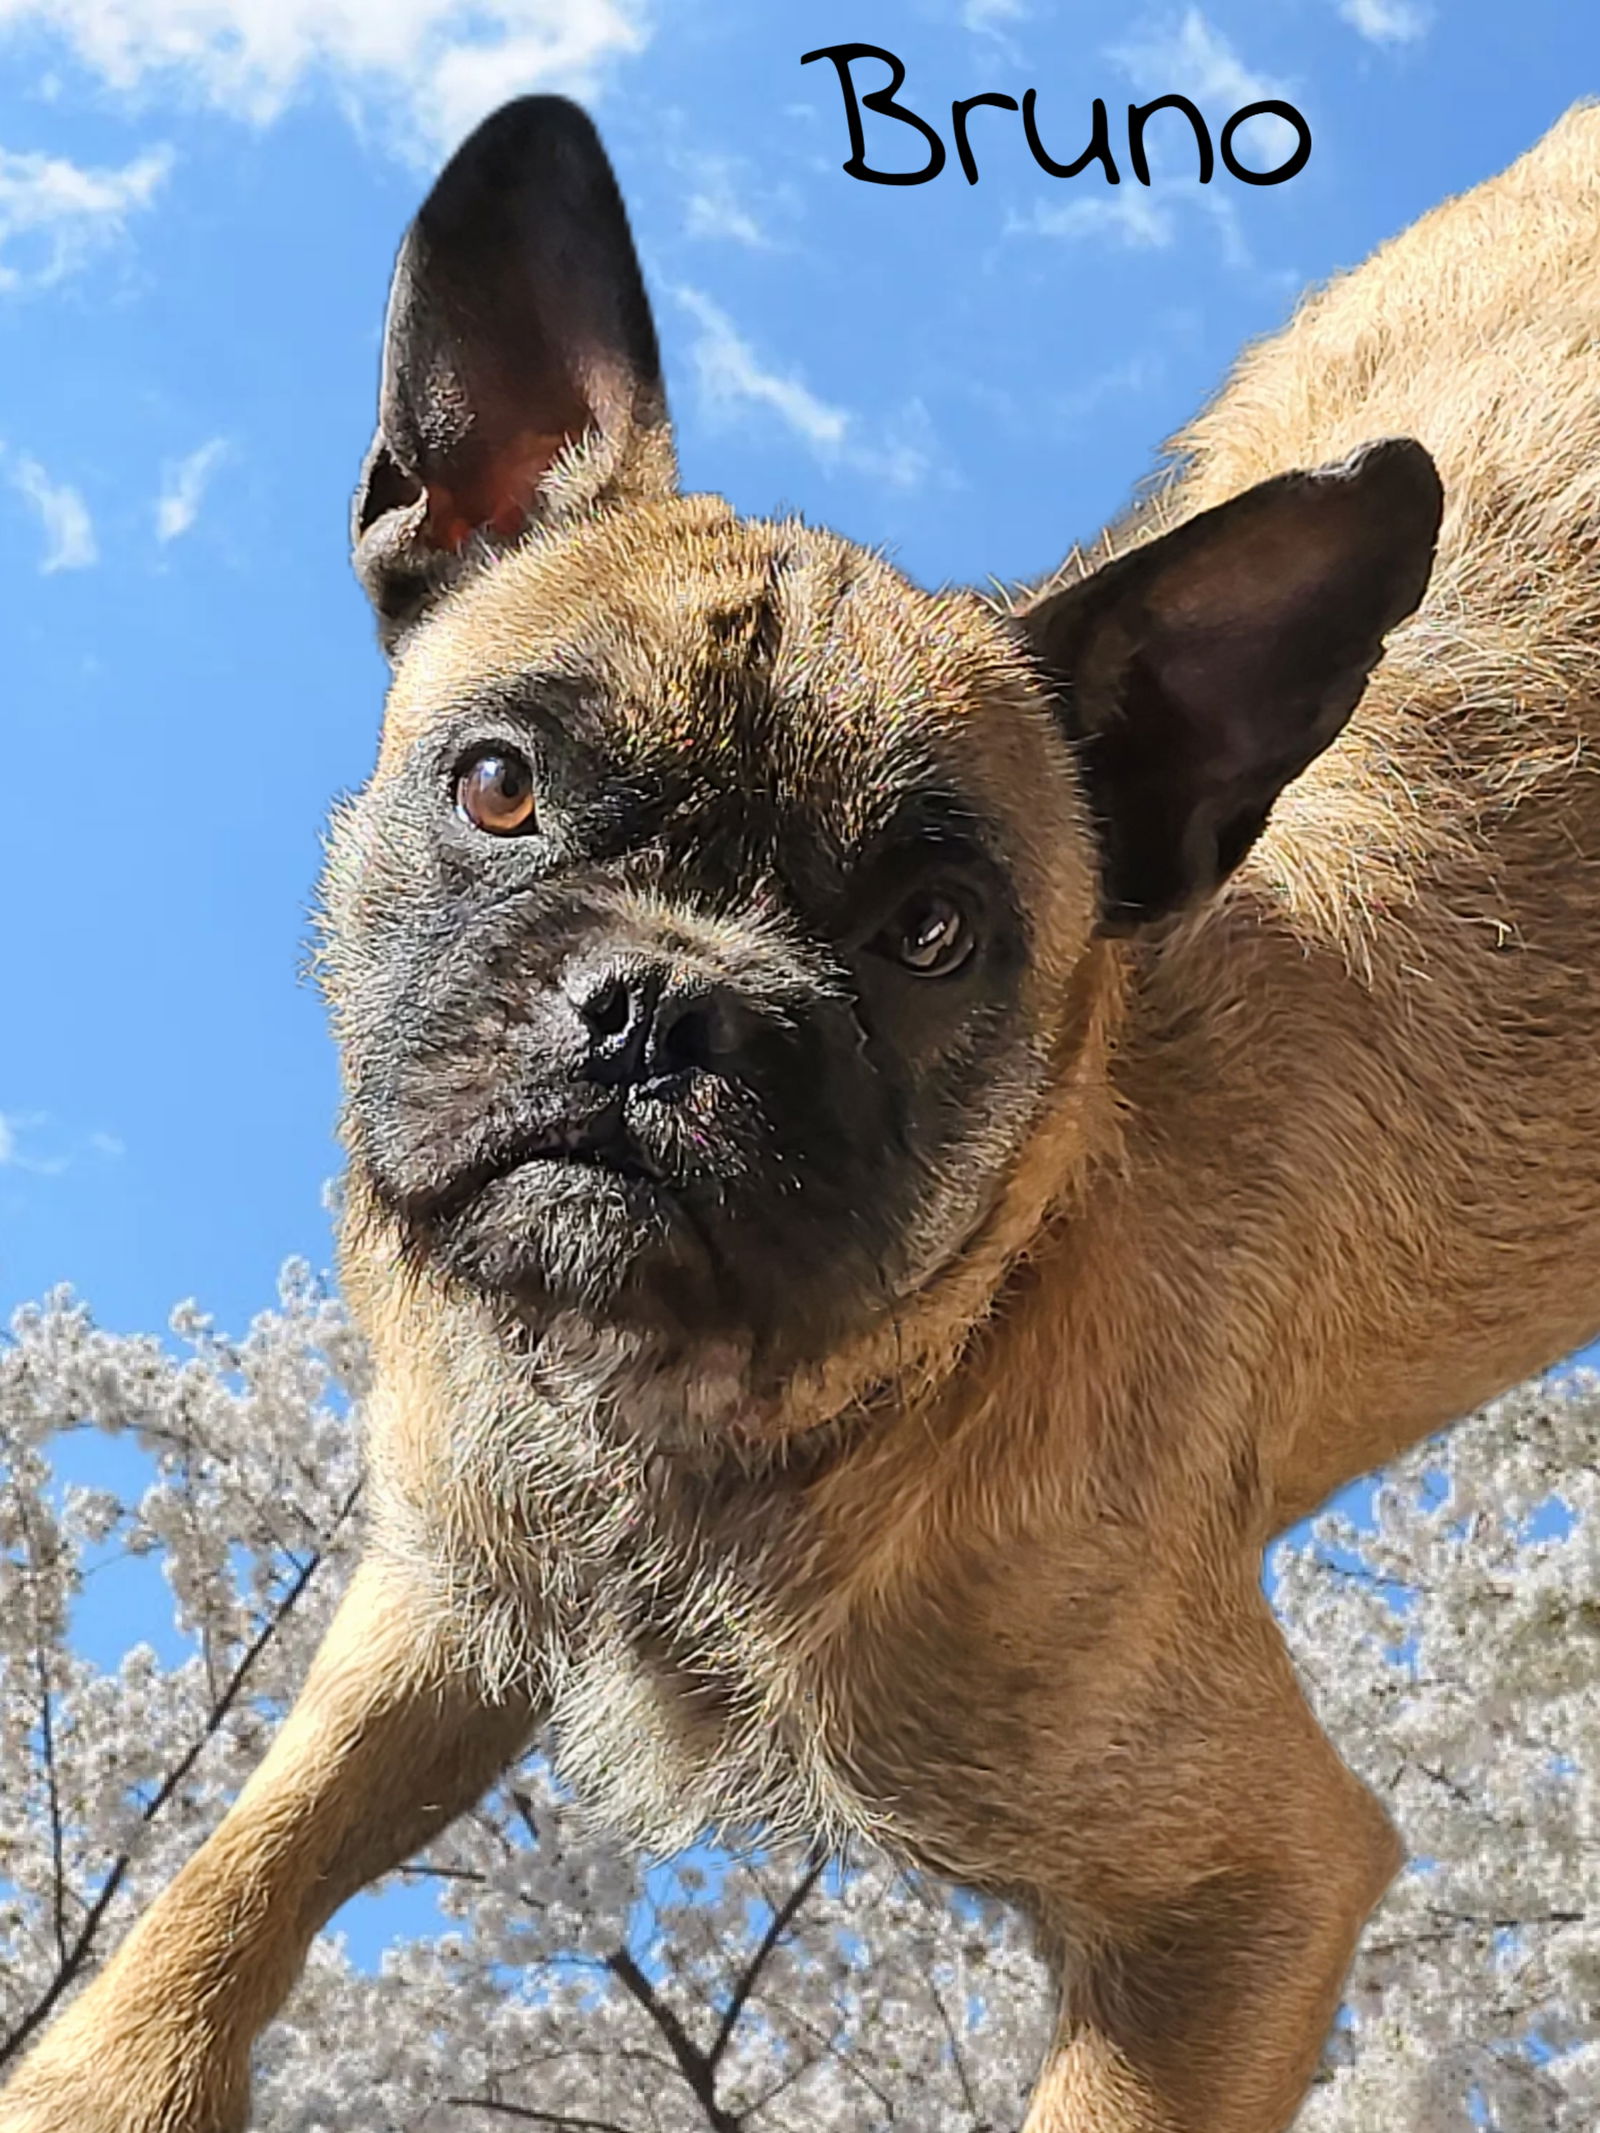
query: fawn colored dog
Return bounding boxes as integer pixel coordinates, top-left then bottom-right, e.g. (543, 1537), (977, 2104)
(6, 96), (1600, 2133)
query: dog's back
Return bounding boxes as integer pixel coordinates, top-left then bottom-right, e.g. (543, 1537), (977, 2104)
(1112, 106), (1600, 1520)
(1193, 103), (1600, 921)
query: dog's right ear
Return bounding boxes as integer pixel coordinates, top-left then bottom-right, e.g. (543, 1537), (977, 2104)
(352, 96), (674, 655)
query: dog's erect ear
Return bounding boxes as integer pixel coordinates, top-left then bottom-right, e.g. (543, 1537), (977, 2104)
(353, 97), (673, 654)
(1017, 438), (1443, 932)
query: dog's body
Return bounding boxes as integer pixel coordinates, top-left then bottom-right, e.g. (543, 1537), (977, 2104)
(6, 99), (1600, 2133)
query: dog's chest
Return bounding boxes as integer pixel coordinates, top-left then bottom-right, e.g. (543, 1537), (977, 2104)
(533, 1457), (843, 1849)
(471, 1346), (1048, 1873)
(527, 1452), (1038, 1883)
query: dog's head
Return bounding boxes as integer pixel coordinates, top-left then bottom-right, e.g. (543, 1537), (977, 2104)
(321, 99), (1441, 1409)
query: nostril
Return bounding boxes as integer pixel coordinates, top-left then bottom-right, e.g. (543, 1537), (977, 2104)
(660, 1003), (716, 1075)
(652, 991), (748, 1079)
(582, 973), (632, 1038)
(567, 960), (757, 1085)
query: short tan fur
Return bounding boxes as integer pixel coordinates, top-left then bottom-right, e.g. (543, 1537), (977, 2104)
(6, 99), (1600, 2133)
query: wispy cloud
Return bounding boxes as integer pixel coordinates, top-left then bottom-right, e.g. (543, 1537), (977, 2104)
(0, 1111), (124, 1175)
(0, 0), (649, 159)
(674, 285), (932, 490)
(1111, 8), (1298, 165)
(0, 1116), (71, 1179)
(960, 0), (1027, 32)
(156, 437), (230, 542)
(1014, 12), (1297, 262)
(1339, 0), (1430, 44)
(1050, 351), (1167, 428)
(9, 454), (96, 571)
(0, 143), (170, 290)
(683, 155), (771, 250)
(1010, 190), (1176, 250)
(676, 286), (849, 451)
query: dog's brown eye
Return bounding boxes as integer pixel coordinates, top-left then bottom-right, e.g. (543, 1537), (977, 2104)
(457, 750), (536, 835)
(876, 892), (975, 978)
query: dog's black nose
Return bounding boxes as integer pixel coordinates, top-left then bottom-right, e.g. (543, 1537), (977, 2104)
(568, 959), (757, 1087)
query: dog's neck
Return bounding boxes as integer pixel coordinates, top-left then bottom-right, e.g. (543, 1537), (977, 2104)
(763, 934), (1130, 1440)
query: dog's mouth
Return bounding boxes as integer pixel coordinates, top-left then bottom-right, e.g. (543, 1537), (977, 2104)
(379, 1086), (754, 1340)
(414, 1096), (674, 1226)
(506, 1098), (667, 1182)
(365, 1068), (885, 1357)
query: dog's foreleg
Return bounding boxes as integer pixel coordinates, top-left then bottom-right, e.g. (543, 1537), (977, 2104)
(0, 1553), (535, 2133)
(1021, 1594), (1401, 2133)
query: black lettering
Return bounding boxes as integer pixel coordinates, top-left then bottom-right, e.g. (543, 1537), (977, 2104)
(951, 92), (1019, 185)
(800, 43), (947, 186)
(1127, 95), (1213, 185)
(1023, 91), (1120, 184)
(1220, 100), (1312, 185)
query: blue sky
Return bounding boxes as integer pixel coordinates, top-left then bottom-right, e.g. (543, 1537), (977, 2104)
(4, 0), (1597, 1991)
(2, 0), (1598, 1344)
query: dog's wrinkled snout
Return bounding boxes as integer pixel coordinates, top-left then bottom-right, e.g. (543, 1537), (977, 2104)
(564, 953), (764, 1091)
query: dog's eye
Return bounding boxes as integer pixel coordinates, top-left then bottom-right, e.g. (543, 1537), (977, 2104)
(873, 891), (976, 978)
(456, 750), (537, 835)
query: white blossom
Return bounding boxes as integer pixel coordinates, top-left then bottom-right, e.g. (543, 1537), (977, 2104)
(1, 1270), (1594, 2127)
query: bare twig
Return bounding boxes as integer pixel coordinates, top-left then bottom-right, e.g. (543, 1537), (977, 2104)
(0, 1479), (362, 2073)
(706, 1854), (824, 2072)
(607, 1947), (741, 2133)
(15, 1498), (70, 1968)
(445, 2101), (642, 2133)
(926, 1970), (981, 2126)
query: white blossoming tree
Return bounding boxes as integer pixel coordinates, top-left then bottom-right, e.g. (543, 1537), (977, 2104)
(1, 1268), (1594, 2130)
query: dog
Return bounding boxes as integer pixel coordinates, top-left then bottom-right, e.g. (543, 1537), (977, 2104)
(6, 92), (1600, 2133)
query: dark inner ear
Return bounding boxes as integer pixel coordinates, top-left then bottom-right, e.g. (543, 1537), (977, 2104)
(1016, 438), (1444, 932)
(352, 96), (669, 652)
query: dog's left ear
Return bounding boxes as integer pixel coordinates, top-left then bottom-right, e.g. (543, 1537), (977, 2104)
(353, 96), (673, 655)
(1017, 438), (1443, 931)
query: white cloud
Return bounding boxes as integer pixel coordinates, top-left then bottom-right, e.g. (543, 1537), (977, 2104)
(1015, 183), (1260, 271)
(1339, 0), (1430, 43)
(156, 436), (230, 542)
(674, 285), (931, 490)
(676, 286), (849, 452)
(961, 0), (1026, 30)
(0, 1112), (67, 1176)
(1112, 7), (1279, 108)
(0, 143), (169, 290)
(1049, 351), (1166, 427)
(0, 0), (649, 159)
(10, 454), (97, 571)
(684, 156), (770, 250)
(1013, 11), (1298, 260)
(0, 1112), (123, 1174)
(1110, 8), (1298, 166)
(1010, 190), (1176, 250)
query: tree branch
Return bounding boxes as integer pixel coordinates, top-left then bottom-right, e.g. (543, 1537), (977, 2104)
(706, 1853), (824, 2072)
(741, 1995), (899, 2120)
(606, 1946), (740, 2133)
(15, 1497), (70, 1969)
(446, 2099), (642, 2133)
(925, 1969), (981, 2126)
(0, 1479), (362, 2073)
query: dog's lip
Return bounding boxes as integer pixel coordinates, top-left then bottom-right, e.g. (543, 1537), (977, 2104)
(518, 1100), (666, 1179)
(415, 1098), (669, 1221)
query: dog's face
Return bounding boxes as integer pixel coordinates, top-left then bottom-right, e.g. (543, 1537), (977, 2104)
(321, 99), (1441, 1399)
(327, 498), (1098, 1376)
